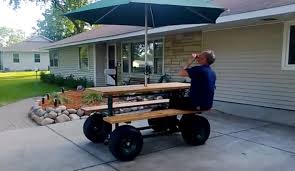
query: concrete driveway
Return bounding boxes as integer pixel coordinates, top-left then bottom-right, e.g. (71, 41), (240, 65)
(0, 110), (295, 171)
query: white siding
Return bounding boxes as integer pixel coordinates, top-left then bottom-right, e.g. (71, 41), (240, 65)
(2, 52), (49, 71)
(203, 23), (295, 110)
(50, 45), (95, 82)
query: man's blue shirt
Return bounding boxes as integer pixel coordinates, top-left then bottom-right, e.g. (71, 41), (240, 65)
(186, 65), (216, 109)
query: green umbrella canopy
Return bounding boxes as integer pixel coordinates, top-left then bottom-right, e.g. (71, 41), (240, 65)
(65, 0), (225, 27)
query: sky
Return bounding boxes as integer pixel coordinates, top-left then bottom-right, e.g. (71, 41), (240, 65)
(0, 0), (47, 37)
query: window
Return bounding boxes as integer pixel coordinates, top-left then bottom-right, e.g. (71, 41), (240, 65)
(282, 22), (295, 70)
(79, 46), (89, 70)
(50, 51), (58, 67)
(34, 54), (40, 63)
(13, 54), (19, 63)
(121, 39), (164, 74)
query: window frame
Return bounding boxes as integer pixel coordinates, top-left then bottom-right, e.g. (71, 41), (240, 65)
(120, 38), (165, 75)
(34, 54), (41, 63)
(78, 46), (90, 71)
(49, 50), (59, 68)
(13, 53), (20, 63)
(282, 21), (295, 70)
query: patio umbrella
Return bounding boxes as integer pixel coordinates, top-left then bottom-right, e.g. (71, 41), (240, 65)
(65, 0), (225, 86)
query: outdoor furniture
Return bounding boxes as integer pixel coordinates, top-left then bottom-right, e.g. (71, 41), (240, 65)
(83, 82), (211, 161)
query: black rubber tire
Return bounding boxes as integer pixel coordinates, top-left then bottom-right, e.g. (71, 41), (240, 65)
(109, 125), (143, 161)
(179, 115), (210, 146)
(148, 106), (179, 132)
(83, 114), (112, 143)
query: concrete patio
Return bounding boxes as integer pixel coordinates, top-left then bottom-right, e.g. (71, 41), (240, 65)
(0, 110), (295, 171)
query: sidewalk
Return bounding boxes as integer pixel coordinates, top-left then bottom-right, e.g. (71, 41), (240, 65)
(0, 98), (37, 132)
(0, 110), (295, 171)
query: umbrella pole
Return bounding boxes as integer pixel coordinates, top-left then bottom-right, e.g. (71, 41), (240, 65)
(144, 4), (148, 87)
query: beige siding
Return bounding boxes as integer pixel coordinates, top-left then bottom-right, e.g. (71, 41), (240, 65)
(50, 45), (95, 83)
(164, 31), (202, 81)
(203, 23), (295, 110)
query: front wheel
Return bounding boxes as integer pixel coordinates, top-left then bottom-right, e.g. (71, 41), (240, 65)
(109, 125), (143, 161)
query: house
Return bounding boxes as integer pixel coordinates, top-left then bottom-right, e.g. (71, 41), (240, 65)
(44, 0), (295, 126)
(0, 35), (52, 71)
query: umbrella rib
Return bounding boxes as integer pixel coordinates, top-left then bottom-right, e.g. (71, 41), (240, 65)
(94, 5), (121, 24)
(185, 7), (214, 23)
(149, 5), (155, 27)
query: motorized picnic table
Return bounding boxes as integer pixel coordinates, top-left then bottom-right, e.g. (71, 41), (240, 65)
(83, 82), (211, 161)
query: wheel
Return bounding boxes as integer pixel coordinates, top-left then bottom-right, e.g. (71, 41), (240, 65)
(148, 106), (179, 132)
(109, 125), (143, 161)
(83, 114), (112, 143)
(179, 115), (210, 146)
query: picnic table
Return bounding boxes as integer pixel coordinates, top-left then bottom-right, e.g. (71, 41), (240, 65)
(83, 82), (211, 161)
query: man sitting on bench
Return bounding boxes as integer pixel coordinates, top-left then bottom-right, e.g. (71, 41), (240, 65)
(178, 50), (216, 111)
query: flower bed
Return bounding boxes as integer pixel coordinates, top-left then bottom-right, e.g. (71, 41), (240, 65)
(28, 90), (164, 126)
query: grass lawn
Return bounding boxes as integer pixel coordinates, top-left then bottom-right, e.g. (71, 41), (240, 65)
(0, 71), (60, 107)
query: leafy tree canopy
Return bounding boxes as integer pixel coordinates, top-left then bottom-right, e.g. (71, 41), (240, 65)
(0, 27), (25, 47)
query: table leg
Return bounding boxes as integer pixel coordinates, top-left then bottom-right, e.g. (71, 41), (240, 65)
(108, 96), (113, 116)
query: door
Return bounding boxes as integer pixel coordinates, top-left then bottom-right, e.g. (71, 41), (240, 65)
(0, 51), (2, 70)
(105, 44), (117, 85)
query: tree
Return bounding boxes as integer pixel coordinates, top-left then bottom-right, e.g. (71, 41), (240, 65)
(0, 27), (26, 47)
(9, 0), (90, 41)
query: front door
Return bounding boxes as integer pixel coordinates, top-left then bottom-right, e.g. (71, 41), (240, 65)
(105, 44), (116, 85)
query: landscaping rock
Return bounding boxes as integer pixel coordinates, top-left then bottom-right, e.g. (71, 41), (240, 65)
(62, 110), (70, 116)
(131, 107), (138, 111)
(55, 114), (71, 123)
(54, 108), (62, 114)
(138, 106), (144, 110)
(36, 109), (47, 117)
(136, 96), (143, 101)
(81, 115), (89, 119)
(46, 107), (55, 113)
(155, 96), (163, 100)
(58, 105), (67, 111)
(143, 98), (149, 101)
(47, 111), (58, 119)
(41, 118), (54, 126)
(67, 109), (77, 114)
(119, 109), (125, 113)
(69, 114), (80, 120)
(125, 108), (132, 113)
(31, 114), (44, 125)
(77, 109), (84, 117)
(32, 105), (41, 112)
(126, 96), (137, 101)
(77, 85), (85, 91)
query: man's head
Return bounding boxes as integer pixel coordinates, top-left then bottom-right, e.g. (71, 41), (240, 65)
(196, 50), (215, 65)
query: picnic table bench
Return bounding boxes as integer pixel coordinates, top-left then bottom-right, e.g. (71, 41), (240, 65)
(83, 82), (211, 161)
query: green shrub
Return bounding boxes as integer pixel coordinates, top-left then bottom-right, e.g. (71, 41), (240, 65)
(82, 91), (103, 105)
(54, 75), (64, 86)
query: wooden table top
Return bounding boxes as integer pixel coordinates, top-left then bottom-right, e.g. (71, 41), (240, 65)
(88, 82), (190, 96)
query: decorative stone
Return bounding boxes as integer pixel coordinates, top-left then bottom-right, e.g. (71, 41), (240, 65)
(125, 108), (132, 113)
(77, 109), (84, 117)
(31, 114), (44, 125)
(143, 98), (149, 101)
(54, 108), (62, 113)
(119, 109), (125, 113)
(55, 114), (71, 123)
(136, 96), (143, 101)
(81, 115), (89, 119)
(131, 107), (138, 111)
(36, 109), (47, 117)
(155, 96), (163, 100)
(126, 96), (137, 101)
(58, 112), (62, 116)
(41, 118), (54, 126)
(138, 106), (144, 110)
(58, 105), (67, 111)
(47, 111), (58, 119)
(67, 109), (77, 114)
(32, 105), (41, 112)
(77, 85), (85, 91)
(69, 114), (80, 120)
(62, 110), (70, 116)
(46, 107), (54, 113)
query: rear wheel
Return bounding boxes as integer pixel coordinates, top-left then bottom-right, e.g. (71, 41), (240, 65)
(83, 114), (112, 143)
(109, 125), (143, 161)
(179, 115), (210, 146)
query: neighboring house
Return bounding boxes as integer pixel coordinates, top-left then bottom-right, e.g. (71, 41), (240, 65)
(0, 35), (52, 71)
(45, 0), (295, 126)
